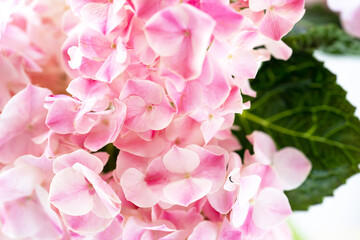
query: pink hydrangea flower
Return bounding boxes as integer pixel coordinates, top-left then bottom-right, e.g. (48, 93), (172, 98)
(0, 0), (311, 238)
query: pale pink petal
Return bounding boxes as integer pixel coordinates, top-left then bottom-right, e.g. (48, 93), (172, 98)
(122, 95), (148, 132)
(259, 11), (293, 41)
(0, 85), (51, 164)
(201, 0), (243, 38)
(230, 199), (250, 228)
(163, 145), (200, 174)
(114, 151), (151, 179)
(120, 168), (160, 207)
(49, 167), (93, 216)
(165, 116), (204, 147)
(237, 175), (262, 203)
(73, 163), (121, 217)
(68, 0), (107, 15)
(188, 221), (218, 240)
(53, 149), (104, 174)
(114, 131), (170, 158)
(80, 3), (110, 35)
(200, 117), (225, 144)
(163, 178), (211, 206)
(249, 0), (287, 11)
(61, 211), (114, 234)
(0, 166), (43, 202)
(92, 216), (123, 240)
(265, 40), (293, 60)
(159, 206), (203, 230)
(66, 77), (110, 104)
(259, 221), (293, 240)
(95, 51), (127, 83)
(239, 207), (268, 238)
(0, 199), (45, 239)
(68, 46), (84, 70)
(218, 218), (243, 240)
(132, 0), (178, 20)
(144, 6), (188, 56)
(45, 97), (79, 134)
(144, 101), (175, 131)
(226, 49), (258, 80)
(166, 80), (203, 115)
(122, 217), (175, 240)
(207, 187), (237, 214)
(189, 145), (226, 192)
(247, 131), (277, 165)
(241, 163), (280, 189)
(272, 147), (311, 190)
(120, 79), (163, 104)
(79, 28), (112, 59)
(203, 63), (231, 109)
(145, 157), (172, 194)
(83, 99), (126, 151)
(33, 186), (64, 239)
(274, 0), (305, 23)
(252, 188), (292, 229)
(145, 4), (216, 79)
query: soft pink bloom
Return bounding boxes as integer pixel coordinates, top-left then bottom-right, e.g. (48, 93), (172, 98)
(49, 151), (121, 234)
(68, 27), (129, 83)
(145, 3), (216, 79)
(245, 131), (312, 190)
(45, 77), (126, 151)
(0, 0), (310, 238)
(0, 85), (50, 164)
(120, 79), (175, 132)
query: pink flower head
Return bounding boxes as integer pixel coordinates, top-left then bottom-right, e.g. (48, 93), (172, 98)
(45, 77), (127, 151)
(49, 150), (121, 234)
(229, 170), (292, 235)
(245, 131), (312, 190)
(120, 79), (175, 132)
(68, 27), (129, 83)
(145, 3), (216, 80)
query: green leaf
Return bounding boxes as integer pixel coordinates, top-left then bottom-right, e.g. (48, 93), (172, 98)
(233, 51), (360, 210)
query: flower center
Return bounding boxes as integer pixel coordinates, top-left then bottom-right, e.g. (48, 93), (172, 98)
(184, 29), (191, 37)
(147, 105), (153, 111)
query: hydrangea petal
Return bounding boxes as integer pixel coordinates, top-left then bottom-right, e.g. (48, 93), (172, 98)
(272, 147), (311, 190)
(163, 145), (200, 174)
(49, 167), (93, 216)
(252, 188), (292, 229)
(163, 178), (211, 206)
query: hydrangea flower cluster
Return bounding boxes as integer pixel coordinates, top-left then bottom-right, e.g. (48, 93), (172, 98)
(0, 0), (312, 239)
